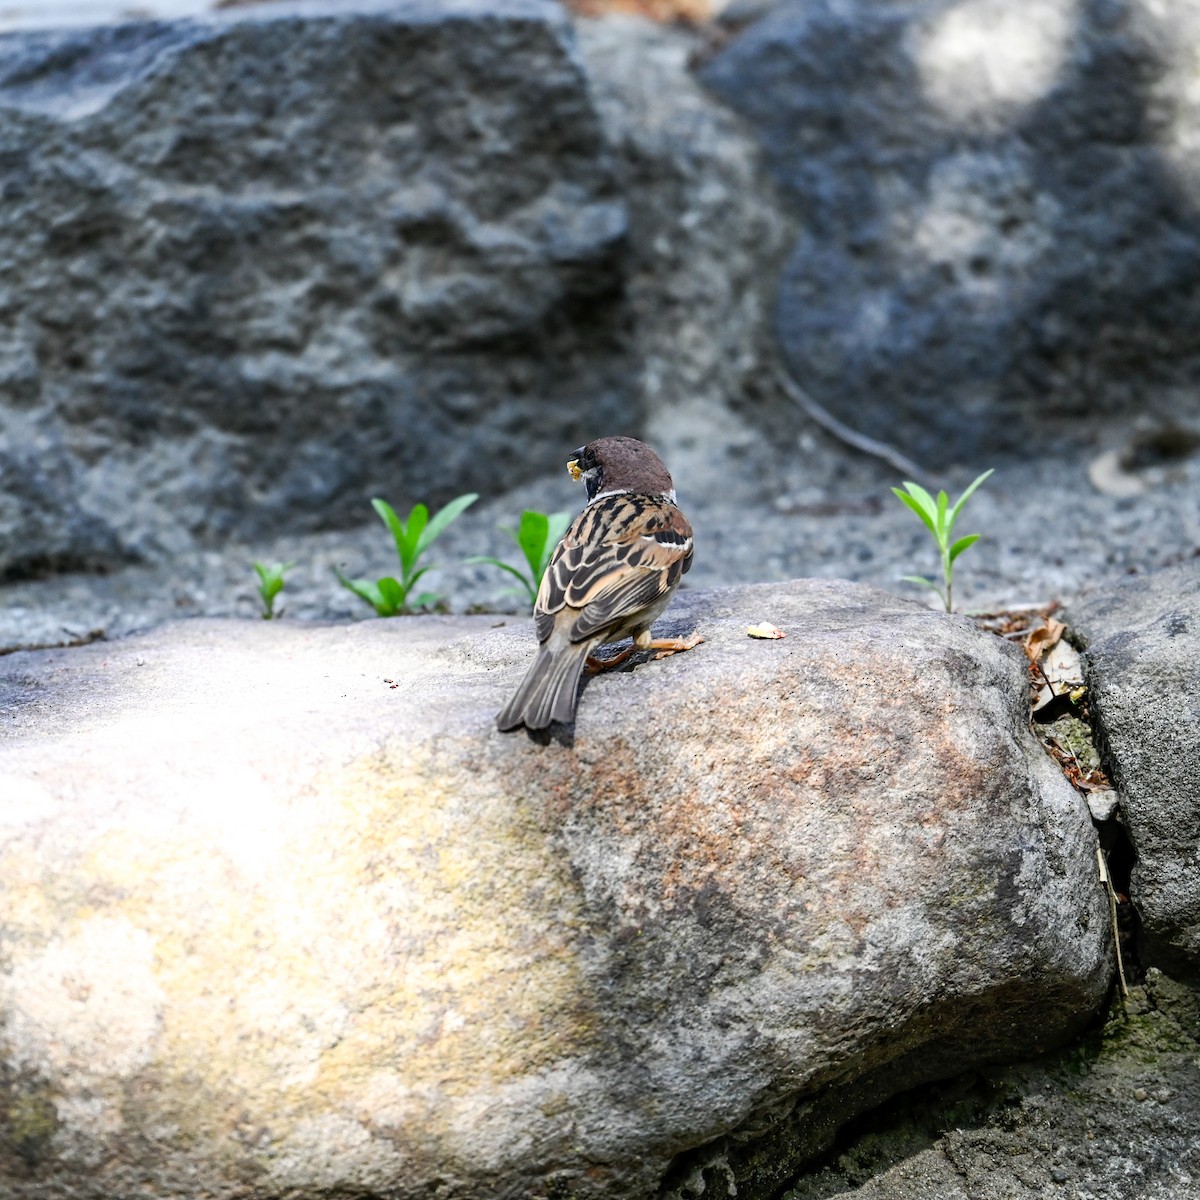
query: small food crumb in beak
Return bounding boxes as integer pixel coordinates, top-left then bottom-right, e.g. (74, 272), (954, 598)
(567, 459), (583, 481)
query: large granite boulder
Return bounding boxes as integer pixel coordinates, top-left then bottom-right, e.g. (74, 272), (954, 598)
(0, 580), (1111, 1199)
(1068, 562), (1200, 981)
(0, 0), (634, 576)
(575, 17), (789, 453)
(0, 3), (793, 586)
(701, 0), (1200, 464)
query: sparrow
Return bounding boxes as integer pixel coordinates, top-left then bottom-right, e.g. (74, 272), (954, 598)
(496, 436), (703, 732)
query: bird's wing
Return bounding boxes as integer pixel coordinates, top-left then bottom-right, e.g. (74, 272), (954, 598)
(534, 493), (694, 645)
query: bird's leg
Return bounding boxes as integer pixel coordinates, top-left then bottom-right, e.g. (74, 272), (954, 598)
(585, 643), (638, 674)
(634, 630), (705, 660)
(588, 632), (705, 673)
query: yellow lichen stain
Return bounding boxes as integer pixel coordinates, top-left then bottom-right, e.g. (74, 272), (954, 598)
(306, 748), (597, 1104)
(0, 847), (55, 946)
(3, 1086), (58, 1150)
(1, 741), (597, 1172)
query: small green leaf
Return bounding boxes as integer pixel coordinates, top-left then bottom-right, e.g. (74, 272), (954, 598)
(545, 511), (571, 554)
(373, 498), (427, 581)
(901, 574), (941, 591)
(411, 591), (441, 611)
(371, 499), (408, 563)
(467, 556), (535, 590)
(901, 481), (939, 519)
(335, 568), (388, 614)
(946, 468), (994, 534)
(470, 507), (572, 607)
(400, 505), (428, 577)
(416, 493), (478, 558)
(516, 510), (550, 579)
(948, 533), (980, 563)
(376, 576), (405, 615)
(254, 561), (294, 593)
(892, 489), (938, 537)
(935, 490), (949, 539)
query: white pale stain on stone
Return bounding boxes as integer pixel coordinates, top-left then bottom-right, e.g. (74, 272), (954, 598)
(177, 763), (288, 876)
(86, 709), (290, 878)
(0, 0), (212, 32)
(914, 0), (1078, 127)
(233, 976), (351, 1091)
(903, 153), (1060, 294)
(53, 1093), (123, 1141)
(2, 916), (164, 1082)
(50, 1093), (125, 1166)
(1143, 8), (1200, 205)
(352, 1071), (425, 1133)
(0, 774), (60, 826)
(266, 1113), (404, 1190)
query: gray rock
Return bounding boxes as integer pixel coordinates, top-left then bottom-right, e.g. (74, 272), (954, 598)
(0, 0), (635, 577)
(1067, 561), (1200, 980)
(701, 0), (1200, 465)
(1087, 788), (1120, 823)
(576, 17), (790, 446)
(0, 580), (1111, 1198)
(781, 967), (1200, 1200)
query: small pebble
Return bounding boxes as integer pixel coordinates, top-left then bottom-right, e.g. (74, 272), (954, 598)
(1087, 789), (1120, 822)
(1134, 1087), (1148, 1101)
(1051, 1167), (1069, 1184)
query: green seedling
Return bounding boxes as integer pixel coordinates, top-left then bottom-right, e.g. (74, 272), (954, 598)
(469, 508), (572, 608)
(253, 560), (295, 620)
(892, 469), (993, 613)
(336, 493), (478, 616)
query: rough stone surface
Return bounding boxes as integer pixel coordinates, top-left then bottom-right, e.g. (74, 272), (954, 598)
(1067, 562), (1200, 982)
(576, 16), (790, 446)
(779, 968), (1200, 1200)
(4, 413), (1200, 656)
(0, 580), (1110, 1199)
(0, 0), (636, 577)
(701, 0), (1200, 464)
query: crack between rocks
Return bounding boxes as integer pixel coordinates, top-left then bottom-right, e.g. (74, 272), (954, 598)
(0, 629), (106, 658)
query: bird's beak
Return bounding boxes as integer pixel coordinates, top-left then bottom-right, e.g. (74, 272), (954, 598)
(567, 458), (583, 481)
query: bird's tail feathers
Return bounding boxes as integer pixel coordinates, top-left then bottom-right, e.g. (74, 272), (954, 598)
(496, 641), (590, 732)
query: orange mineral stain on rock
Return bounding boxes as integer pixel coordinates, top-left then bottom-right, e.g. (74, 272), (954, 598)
(562, 0), (716, 23)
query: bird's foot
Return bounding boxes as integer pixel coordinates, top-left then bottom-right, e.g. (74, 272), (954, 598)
(585, 644), (638, 674)
(643, 634), (705, 660)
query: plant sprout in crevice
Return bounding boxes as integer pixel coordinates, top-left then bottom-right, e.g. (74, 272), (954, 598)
(893, 469), (993, 613)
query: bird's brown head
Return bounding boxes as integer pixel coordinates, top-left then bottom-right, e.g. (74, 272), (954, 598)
(567, 436), (675, 503)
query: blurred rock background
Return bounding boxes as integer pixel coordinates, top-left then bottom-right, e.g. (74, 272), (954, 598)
(1, 0), (1199, 648)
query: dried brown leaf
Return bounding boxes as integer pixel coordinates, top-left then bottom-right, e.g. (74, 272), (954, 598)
(1024, 617), (1066, 663)
(1031, 637), (1086, 713)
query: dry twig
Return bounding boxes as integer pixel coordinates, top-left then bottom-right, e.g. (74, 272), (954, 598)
(773, 363), (926, 480)
(1097, 846), (1130, 1002)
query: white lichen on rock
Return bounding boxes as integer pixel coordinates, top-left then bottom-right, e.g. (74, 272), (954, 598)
(2, 916), (164, 1083)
